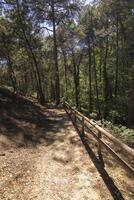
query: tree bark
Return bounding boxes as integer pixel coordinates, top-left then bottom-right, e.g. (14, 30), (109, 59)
(115, 15), (119, 100)
(51, 1), (60, 105)
(1, 34), (17, 93)
(128, 67), (134, 128)
(62, 49), (68, 99)
(7, 55), (17, 93)
(16, 0), (44, 105)
(93, 47), (101, 118)
(71, 48), (82, 111)
(88, 38), (92, 113)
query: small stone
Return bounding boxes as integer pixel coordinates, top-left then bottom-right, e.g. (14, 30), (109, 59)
(0, 153), (5, 156)
(10, 174), (13, 178)
(129, 192), (133, 196)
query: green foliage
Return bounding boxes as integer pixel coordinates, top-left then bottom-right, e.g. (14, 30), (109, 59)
(97, 119), (134, 147)
(0, 0), (134, 128)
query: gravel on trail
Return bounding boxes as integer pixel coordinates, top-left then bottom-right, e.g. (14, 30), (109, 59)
(0, 108), (133, 200)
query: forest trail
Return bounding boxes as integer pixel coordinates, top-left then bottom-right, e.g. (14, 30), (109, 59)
(0, 89), (134, 200)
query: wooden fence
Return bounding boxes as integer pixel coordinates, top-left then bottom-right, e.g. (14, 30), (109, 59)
(63, 101), (134, 176)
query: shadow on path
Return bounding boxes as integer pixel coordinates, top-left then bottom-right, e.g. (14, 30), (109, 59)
(69, 114), (125, 200)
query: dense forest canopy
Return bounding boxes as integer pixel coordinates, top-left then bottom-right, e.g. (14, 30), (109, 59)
(0, 0), (134, 127)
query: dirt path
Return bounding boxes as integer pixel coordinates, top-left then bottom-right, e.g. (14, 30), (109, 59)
(0, 102), (133, 199)
(0, 108), (109, 199)
(29, 109), (113, 200)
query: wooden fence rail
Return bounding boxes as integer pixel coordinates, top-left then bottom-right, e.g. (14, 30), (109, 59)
(63, 101), (134, 176)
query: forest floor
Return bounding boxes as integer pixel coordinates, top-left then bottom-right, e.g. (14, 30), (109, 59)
(0, 88), (134, 200)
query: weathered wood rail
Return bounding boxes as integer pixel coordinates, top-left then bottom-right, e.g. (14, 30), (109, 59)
(63, 101), (134, 176)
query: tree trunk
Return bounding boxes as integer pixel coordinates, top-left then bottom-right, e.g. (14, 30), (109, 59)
(51, 1), (60, 105)
(71, 48), (81, 110)
(62, 49), (68, 99)
(16, 0), (44, 105)
(103, 35), (109, 117)
(115, 15), (119, 100)
(51, 79), (56, 102)
(7, 56), (17, 93)
(1, 34), (18, 93)
(128, 67), (134, 128)
(93, 47), (101, 118)
(88, 38), (92, 113)
(99, 42), (102, 83)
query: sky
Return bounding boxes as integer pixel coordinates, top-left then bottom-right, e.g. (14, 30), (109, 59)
(85, 0), (93, 5)
(84, 0), (97, 5)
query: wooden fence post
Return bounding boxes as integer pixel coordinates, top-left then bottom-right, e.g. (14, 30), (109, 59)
(82, 117), (85, 136)
(63, 101), (66, 111)
(98, 131), (102, 156)
(74, 110), (76, 124)
(98, 131), (105, 167)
